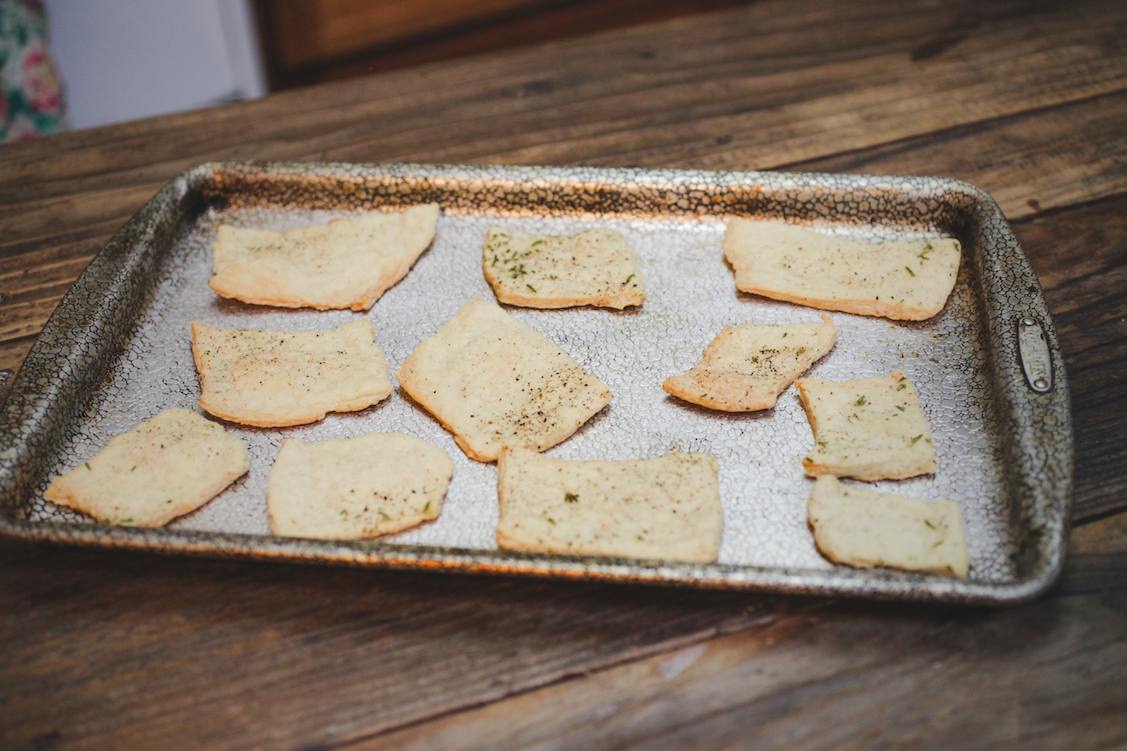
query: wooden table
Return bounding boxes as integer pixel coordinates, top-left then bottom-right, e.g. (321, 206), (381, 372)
(2, 1), (1125, 747)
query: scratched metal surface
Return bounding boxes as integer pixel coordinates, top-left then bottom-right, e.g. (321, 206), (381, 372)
(26, 202), (1009, 574)
(0, 163), (1072, 602)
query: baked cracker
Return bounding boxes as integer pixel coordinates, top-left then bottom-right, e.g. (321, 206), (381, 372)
(663, 315), (836, 411)
(496, 448), (723, 563)
(268, 432), (453, 540)
(482, 228), (644, 309)
(43, 408), (249, 527)
(210, 204), (439, 311)
(796, 369), (937, 481)
(192, 319), (392, 428)
(723, 218), (960, 321)
(808, 476), (969, 578)
(398, 299), (611, 462)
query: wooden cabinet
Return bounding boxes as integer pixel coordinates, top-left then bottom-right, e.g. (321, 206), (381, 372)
(260, 0), (540, 71)
(253, 0), (742, 89)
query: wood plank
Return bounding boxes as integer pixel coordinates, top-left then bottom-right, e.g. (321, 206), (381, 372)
(0, 3), (1123, 748)
(367, 553), (1127, 751)
(1014, 197), (1127, 521)
(0, 539), (794, 750)
(406, 3), (1127, 175)
(0, 298), (61, 341)
(2, 1), (1124, 352)
(0, 337), (33, 374)
(789, 90), (1127, 217)
(3, 0), (1125, 209)
(1, 532), (1119, 751)
(1073, 512), (1127, 555)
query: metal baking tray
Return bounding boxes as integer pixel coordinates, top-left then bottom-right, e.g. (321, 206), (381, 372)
(0, 162), (1073, 604)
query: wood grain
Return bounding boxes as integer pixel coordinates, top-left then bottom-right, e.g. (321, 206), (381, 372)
(1014, 196), (1127, 521)
(0, 539), (788, 750)
(369, 555), (1127, 751)
(792, 91), (1127, 217)
(260, 0), (541, 68)
(0, 533), (1123, 751)
(0, 535), (1122, 751)
(2, 0), (1125, 349)
(0, 337), (33, 373)
(254, 0), (747, 88)
(4, 0), (1125, 210)
(305, 0), (748, 87)
(1, 1), (1126, 748)
(1072, 511), (1127, 555)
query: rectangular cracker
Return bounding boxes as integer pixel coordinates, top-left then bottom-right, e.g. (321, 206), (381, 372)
(797, 370), (936, 481)
(663, 314), (836, 411)
(268, 432), (453, 540)
(191, 319), (392, 428)
(723, 218), (960, 321)
(808, 476), (969, 578)
(44, 408), (249, 527)
(210, 204), (439, 311)
(496, 448), (722, 563)
(482, 228), (644, 309)
(398, 299), (611, 462)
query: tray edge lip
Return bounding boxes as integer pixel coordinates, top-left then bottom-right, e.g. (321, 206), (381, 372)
(0, 515), (1060, 606)
(196, 158), (1022, 197)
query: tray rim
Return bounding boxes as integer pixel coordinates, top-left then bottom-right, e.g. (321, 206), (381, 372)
(0, 160), (1074, 605)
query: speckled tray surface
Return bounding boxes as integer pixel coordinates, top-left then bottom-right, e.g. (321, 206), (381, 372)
(0, 162), (1072, 604)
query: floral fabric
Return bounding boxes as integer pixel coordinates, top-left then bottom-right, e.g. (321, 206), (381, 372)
(1, 0), (64, 143)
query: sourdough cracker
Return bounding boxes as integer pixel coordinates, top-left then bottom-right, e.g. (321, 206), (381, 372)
(210, 204), (439, 311)
(797, 370), (936, 481)
(496, 448), (722, 563)
(723, 218), (960, 321)
(663, 315), (836, 411)
(43, 408), (249, 526)
(482, 228), (644, 309)
(398, 299), (611, 462)
(808, 476), (969, 578)
(268, 432), (453, 540)
(192, 319), (392, 428)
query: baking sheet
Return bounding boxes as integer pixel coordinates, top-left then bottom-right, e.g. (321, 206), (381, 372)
(0, 163), (1073, 603)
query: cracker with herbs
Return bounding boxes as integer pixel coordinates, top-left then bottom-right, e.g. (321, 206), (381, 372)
(482, 228), (644, 310)
(191, 319), (392, 428)
(210, 204), (439, 311)
(663, 315), (836, 411)
(268, 432), (453, 540)
(496, 448), (722, 563)
(723, 218), (960, 321)
(808, 476), (968, 578)
(796, 369), (936, 480)
(398, 299), (611, 462)
(44, 408), (249, 527)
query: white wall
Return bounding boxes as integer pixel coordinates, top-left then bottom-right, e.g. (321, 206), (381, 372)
(44, 0), (266, 129)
